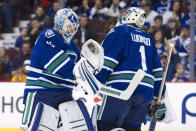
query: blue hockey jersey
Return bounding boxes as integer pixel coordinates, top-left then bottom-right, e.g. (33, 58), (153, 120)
(24, 28), (80, 97)
(96, 25), (166, 100)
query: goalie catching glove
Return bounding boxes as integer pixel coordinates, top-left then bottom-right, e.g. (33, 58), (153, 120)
(80, 39), (104, 72)
(73, 39), (104, 114)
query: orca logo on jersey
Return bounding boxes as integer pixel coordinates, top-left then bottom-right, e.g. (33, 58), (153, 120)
(131, 33), (151, 46)
(45, 30), (55, 38)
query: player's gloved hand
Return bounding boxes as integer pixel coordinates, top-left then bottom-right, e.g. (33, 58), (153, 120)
(81, 39), (104, 72)
(149, 98), (166, 122)
(149, 92), (177, 123)
(73, 39), (104, 115)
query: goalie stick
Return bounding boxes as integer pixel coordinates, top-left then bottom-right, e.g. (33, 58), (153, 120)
(76, 60), (146, 100)
(26, 65), (145, 100)
(149, 40), (175, 131)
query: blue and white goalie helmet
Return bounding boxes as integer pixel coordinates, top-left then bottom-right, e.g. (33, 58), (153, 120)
(116, 7), (146, 28)
(54, 8), (79, 43)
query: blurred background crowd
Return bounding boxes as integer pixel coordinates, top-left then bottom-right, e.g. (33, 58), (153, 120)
(0, 0), (195, 82)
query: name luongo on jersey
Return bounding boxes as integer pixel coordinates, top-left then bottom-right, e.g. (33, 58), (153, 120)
(131, 33), (151, 46)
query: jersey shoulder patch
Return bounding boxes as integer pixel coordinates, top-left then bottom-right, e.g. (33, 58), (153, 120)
(45, 29), (55, 38)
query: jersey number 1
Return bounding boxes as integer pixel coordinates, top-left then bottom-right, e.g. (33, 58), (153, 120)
(139, 45), (147, 71)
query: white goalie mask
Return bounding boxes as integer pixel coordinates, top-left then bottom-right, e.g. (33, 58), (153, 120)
(116, 7), (146, 28)
(54, 8), (79, 43)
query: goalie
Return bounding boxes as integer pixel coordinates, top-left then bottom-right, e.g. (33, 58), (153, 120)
(21, 8), (97, 131)
(93, 7), (176, 131)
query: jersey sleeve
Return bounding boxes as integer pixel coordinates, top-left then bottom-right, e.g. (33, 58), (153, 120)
(96, 27), (126, 84)
(151, 38), (166, 97)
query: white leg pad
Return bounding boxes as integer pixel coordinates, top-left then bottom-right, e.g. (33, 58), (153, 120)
(58, 100), (94, 131)
(28, 102), (59, 131)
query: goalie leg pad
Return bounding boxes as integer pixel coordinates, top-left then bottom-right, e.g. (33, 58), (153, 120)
(28, 102), (59, 131)
(58, 100), (94, 131)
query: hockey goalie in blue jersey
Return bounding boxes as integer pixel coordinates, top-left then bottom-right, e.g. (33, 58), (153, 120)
(21, 8), (95, 131)
(95, 7), (174, 131)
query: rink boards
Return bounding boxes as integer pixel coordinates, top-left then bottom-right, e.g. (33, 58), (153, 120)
(0, 82), (196, 131)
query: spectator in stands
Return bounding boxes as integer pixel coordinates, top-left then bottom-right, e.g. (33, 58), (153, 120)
(28, 18), (44, 47)
(66, 0), (82, 10)
(160, 53), (175, 81)
(154, 30), (165, 56)
(39, 0), (53, 12)
(162, 0), (180, 25)
(104, 17), (117, 35)
(89, 0), (108, 20)
(0, 47), (12, 77)
(181, 44), (190, 77)
(107, 0), (122, 18)
(75, 0), (90, 16)
(141, 0), (158, 27)
(0, 10), (3, 34)
(181, 1), (196, 25)
(164, 18), (180, 40)
(71, 0), (94, 15)
(0, 0), (17, 33)
(172, 24), (190, 57)
(47, 0), (61, 16)
(153, 0), (173, 15)
(130, 0), (143, 7)
(11, 59), (30, 82)
(74, 15), (96, 50)
(160, 53), (167, 69)
(15, 27), (30, 49)
(0, 61), (10, 81)
(47, 0), (61, 27)
(11, 42), (31, 76)
(172, 63), (189, 82)
(94, 17), (117, 42)
(17, 0), (34, 20)
(147, 15), (164, 36)
(164, 40), (181, 81)
(32, 6), (50, 27)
